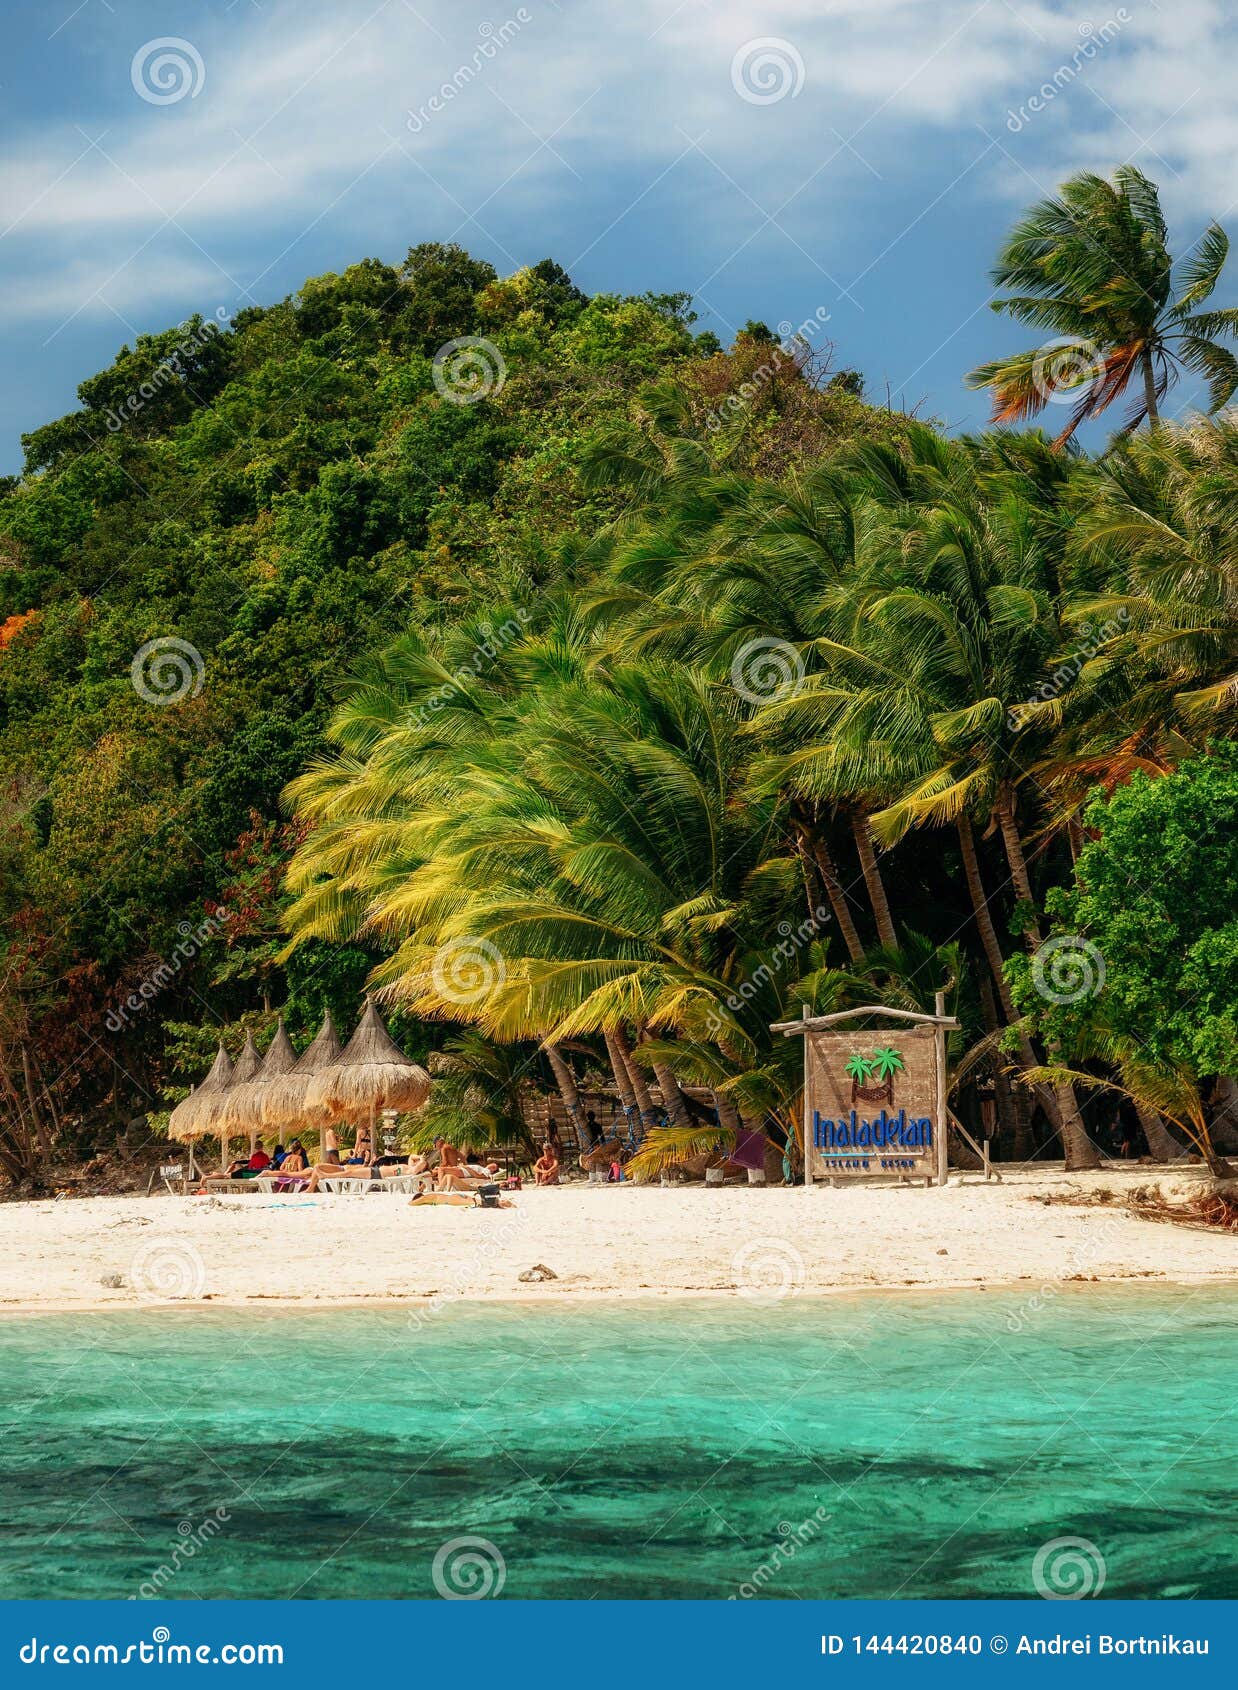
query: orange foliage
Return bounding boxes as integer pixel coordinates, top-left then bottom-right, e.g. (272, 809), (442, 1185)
(0, 610), (37, 650)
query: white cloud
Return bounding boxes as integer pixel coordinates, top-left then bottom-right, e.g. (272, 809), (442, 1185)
(1, 0), (1236, 323)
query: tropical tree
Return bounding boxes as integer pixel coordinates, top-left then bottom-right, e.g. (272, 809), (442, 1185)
(967, 166), (1238, 447)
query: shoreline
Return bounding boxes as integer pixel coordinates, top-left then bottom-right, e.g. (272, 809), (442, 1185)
(2, 1272), (1236, 1317)
(1, 1165), (1235, 1314)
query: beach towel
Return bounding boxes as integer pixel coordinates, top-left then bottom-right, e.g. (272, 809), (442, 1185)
(731, 1127), (766, 1171)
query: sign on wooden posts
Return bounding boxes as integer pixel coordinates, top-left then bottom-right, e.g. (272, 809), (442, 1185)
(772, 1003), (957, 1186)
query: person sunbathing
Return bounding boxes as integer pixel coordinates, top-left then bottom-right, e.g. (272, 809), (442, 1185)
(298, 1151), (378, 1193)
(436, 1165), (488, 1193)
(534, 1142), (560, 1186)
(409, 1190), (514, 1209)
(433, 1142), (471, 1191)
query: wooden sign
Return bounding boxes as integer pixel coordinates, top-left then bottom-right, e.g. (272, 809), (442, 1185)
(772, 1002), (956, 1186)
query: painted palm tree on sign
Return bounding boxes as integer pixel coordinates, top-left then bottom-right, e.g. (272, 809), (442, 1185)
(845, 1048), (904, 1105)
(845, 1052), (875, 1101)
(967, 167), (1238, 448)
(869, 1046), (905, 1089)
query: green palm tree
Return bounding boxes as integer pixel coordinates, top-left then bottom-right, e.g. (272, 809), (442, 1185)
(967, 166), (1238, 448)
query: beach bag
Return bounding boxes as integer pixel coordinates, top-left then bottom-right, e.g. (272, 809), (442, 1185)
(477, 1183), (502, 1207)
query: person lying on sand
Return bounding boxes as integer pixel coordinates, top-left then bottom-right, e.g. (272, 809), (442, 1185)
(409, 1190), (515, 1209)
(534, 1142), (560, 1186)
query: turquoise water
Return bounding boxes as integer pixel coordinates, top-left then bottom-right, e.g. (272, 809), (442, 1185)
(2, 1289), (1235, 1600)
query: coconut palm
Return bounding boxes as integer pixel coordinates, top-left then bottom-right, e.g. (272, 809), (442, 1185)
(967, 167), (1238, 447)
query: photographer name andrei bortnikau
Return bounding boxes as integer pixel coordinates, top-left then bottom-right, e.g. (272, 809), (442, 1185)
(821, 1632), (1211, 1656)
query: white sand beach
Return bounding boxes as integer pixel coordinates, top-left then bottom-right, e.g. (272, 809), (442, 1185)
(0, 1166), (1233, 1311)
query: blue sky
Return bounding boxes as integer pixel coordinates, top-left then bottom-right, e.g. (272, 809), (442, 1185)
(2, 0), (1235, 473)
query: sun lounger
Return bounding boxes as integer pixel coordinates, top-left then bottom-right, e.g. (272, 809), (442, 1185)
(320, 1175), (375, 1195)
(202, 1176), (264, 1194)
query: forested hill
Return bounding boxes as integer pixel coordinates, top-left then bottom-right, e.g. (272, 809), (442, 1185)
(0, 243), (900, 1157)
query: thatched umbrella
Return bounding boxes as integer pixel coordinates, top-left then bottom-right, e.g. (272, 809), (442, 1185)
(304, 999), (431, 1155)
(217, 1021), (297, 1150)
(252, 1019), (299, 1143)
(215, 1030), (263, 1159)
(259, 1011), (343, 1144)
(167, 1041), (234, 1176)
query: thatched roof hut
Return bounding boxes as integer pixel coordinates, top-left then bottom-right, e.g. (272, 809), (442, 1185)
(303, 999), (431, 1126)
(216, 1030), (265, 1134)
(217, 1021), (297, 1136)
(259, 1011), (343, 1131)
(167, 1042), (234, 1142)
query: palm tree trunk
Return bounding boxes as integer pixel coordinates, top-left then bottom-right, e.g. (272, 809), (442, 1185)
(808, 835), (864, 962)
(991, 792), (1100, 1171)
(604, 1029), (638, 1121)
(1142, 348), (1159, 425)
(712, 1090), (742, 1142)
(958, 816), (1016, 1020)
(1135, 1101), (1185, 1162)
(994, 786), (1035, 911)
(958, 815), (1074, 1152)
(979, 974), (1033, 1162)
(611, 1025), (658, 1129)
(850, 812), (896, 948)
(794, 838), (828, 937)
(544, 1042), (584, 1145)
(650, 1058), (693, 1131)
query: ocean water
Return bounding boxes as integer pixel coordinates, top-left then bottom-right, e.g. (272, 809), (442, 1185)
(1, 1288), (1235, 1600)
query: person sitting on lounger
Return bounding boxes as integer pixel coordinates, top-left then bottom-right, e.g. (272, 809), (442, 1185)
(534, 1141), (560, 1186)
(248, 1148), (271, 1173)
(271, 1143), (317, 1188)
